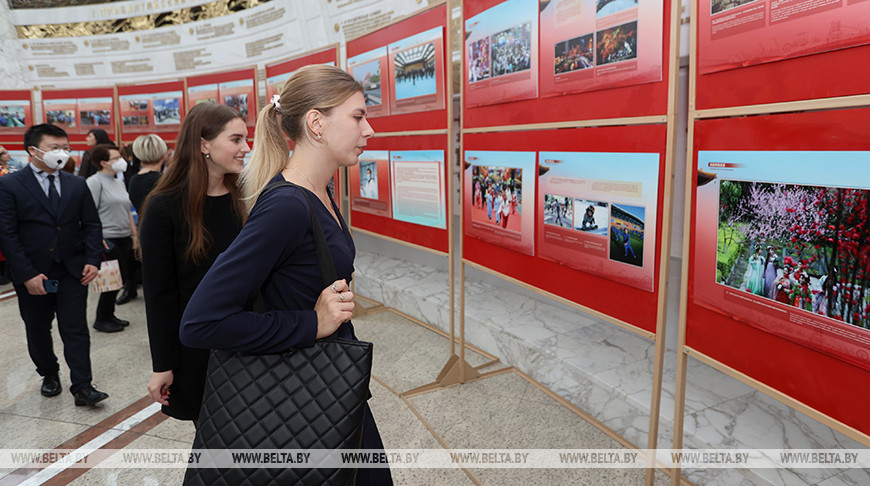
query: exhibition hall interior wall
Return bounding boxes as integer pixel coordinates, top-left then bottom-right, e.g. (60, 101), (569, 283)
(2, 1), (869, 485)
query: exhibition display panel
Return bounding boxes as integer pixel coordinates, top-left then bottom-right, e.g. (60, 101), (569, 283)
(346, 4), (449, 133)
(186, 67), (258, 136)
(685, 108), (870, 435)
(463, 0), (672, 128)
(117, 80), (185, 141)
(41, 87), (116, 139)
(265, 46), (339, 102)
(462, 126), (669, 334)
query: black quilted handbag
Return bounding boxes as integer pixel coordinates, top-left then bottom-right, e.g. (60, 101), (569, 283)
(183, 182), (373, 486)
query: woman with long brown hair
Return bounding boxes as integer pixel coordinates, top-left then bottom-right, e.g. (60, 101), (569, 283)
(181, 65), (391, 484)
(139, 103), (247, 423)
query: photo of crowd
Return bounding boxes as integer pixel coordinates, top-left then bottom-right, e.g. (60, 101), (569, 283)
(127, 99), (149, 111)
(575, 200), (609, 236)
(596, 20), (638, 66)
(717, 180), (870, 328)
(122, 115), (150, 126)
(80, 110), (111, 126)
(0, 105), (26, 127)
(468, 37), (491, 83)
(597, 0), (638, 17)
(224, 94), (248, 118)
(470, 165), (523, 231)
(491, 22), (532, 77)
(712, 0), (759, 15)
(45, 110), (76, 128)
(393, 42), (437, 100)
(543, 194), (573, 229)
(153, 98), (181, 125)
(609, 204), (645, 267)
(554, 33), (594, 75)
(353, 60), (383, 107)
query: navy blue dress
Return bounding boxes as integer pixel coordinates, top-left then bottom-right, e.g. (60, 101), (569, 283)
(181, 176), (391, 485)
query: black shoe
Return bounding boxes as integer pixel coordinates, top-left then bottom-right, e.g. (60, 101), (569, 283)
(74, 385), (109, 406)
(41, 375), (61, 397)
(115, 289), (137, 305)
(110, 316), (129, 327)
(93, 319), (124, 333)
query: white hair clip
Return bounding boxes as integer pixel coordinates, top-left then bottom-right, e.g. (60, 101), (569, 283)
(270, 94), (281, 111)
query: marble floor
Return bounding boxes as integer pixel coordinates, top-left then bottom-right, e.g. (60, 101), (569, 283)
(0, 285), (673, 485)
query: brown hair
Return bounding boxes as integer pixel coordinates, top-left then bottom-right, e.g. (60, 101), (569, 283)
(141, 103), (246, 265)
(240, 64), (363, 209)
(90, 143), (120, 169)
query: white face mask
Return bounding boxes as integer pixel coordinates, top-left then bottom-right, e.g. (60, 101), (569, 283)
(111, 158), (128, 173)
(31, 147), (70, 170)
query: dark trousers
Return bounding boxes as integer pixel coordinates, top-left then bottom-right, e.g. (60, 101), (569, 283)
(15, 261), (92, 395)
(96, 236), (134, 320)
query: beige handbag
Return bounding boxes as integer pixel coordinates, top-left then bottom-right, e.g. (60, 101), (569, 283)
(91, 259), (123, 293)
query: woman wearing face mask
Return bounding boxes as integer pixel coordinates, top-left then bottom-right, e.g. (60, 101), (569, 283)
(85, 144), (137, 333)
(78, 129), (112, 178)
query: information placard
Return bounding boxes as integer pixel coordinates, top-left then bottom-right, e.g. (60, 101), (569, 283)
(119, 90), (182, 133)
(464, 0), (539, 107)
(42, 92), (115, 136)
(540, 0), (663, 97)
(537, 151), (660, 292)
(0, 92), (32, 136)
(390, 150), (447, 229)
(698, 0), (870, 74)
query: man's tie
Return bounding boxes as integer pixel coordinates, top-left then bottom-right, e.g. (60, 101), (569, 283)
(47, 174), (60, 214)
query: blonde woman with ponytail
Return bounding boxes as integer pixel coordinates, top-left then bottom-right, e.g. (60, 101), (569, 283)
(180, 65), (391, 485)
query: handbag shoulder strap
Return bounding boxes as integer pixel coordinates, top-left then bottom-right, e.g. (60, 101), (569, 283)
(256, 180), (339, 291)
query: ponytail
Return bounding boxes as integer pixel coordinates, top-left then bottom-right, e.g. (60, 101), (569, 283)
(240, 103), (289, 211)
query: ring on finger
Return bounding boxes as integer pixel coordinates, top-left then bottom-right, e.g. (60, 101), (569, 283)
(338, 292), (345, 302)
(331, 283), (337, 292)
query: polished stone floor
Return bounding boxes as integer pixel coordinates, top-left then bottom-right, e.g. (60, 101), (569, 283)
(0, 285), (672, 485)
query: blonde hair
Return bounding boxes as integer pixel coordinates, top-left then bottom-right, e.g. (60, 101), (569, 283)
(132, 134), (168, 164)
(241, 64), (362, 210)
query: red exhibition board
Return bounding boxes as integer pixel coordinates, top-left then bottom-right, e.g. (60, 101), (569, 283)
(265, 46), (339, 101)
(41, 87), (116, 144)
(0, 90), (34, 140)
(463, 124), (669, 334)
(463, 0), (672, 128)
(345, 3), (448, 133)
(117, 79), (185, 142)
(186, 67), (257, 136)
(350, 134), (450, 254)
(687, 108), (870, 433)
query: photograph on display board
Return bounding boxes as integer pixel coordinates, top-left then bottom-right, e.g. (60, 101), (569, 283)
(4, 150), (30, 173)
(698, 0), (870, 74)
(349, 150), (391, 218)
(537, 152), (659, 292)
(77, 97), (113, 132)
(388, 27), (446, 115)
(540, 0), (662, 97)
(218, 80), (255, 125)
(187, 84), (218, 111)
(609, 203), (645, 268)
(152, 94), (182, 126)
(120, 96), (150, 129)
(464, 0), (538, 107)
(0, 101), (29, 129)
(43, 99), (77, 130)
(694, 151), (870, 369)
(464, 150), (536, 255)
(390, 150), (447, 229)
(575, 199), (609, 235)
(348, 47), (390, 117)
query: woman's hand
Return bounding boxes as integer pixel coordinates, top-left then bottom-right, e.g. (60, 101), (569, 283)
(314, 279), (354, 339)
(147, 370), (173, 406)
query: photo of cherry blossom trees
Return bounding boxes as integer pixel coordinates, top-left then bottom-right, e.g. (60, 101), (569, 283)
(717, 180), (869, 329)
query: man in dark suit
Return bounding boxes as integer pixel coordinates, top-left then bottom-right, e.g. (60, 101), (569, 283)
(0, 124), (109, 406)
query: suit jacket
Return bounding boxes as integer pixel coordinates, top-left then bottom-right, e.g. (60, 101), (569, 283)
(0, 166), (103, 284)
